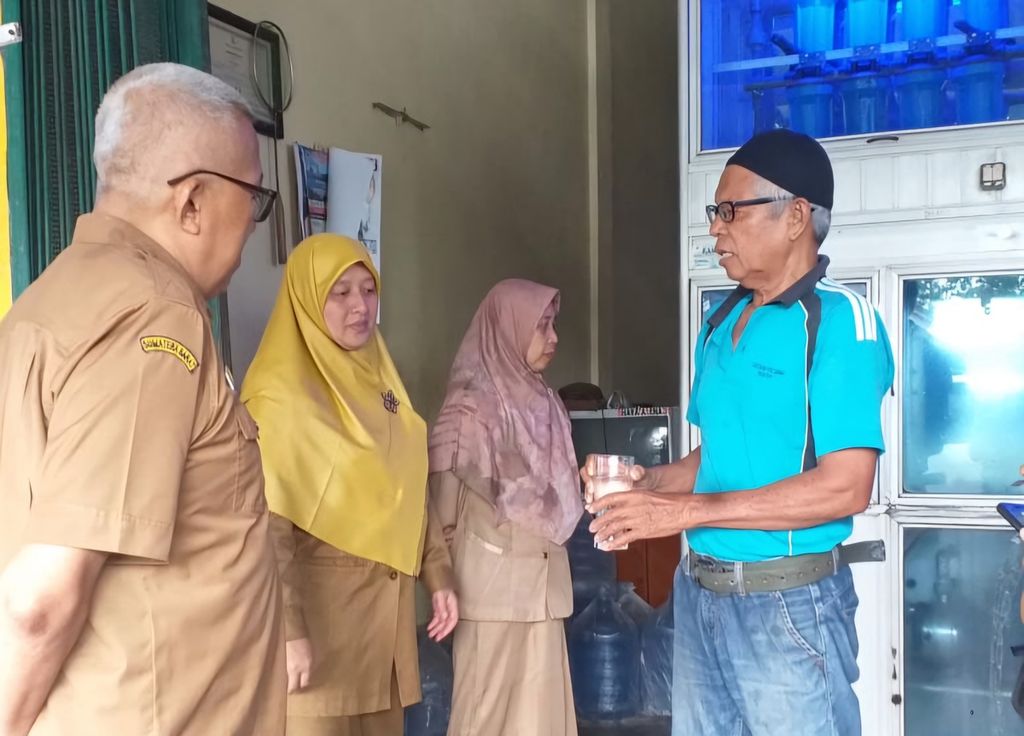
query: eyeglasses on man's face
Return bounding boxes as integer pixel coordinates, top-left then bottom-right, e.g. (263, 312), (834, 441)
(167, 169), (278, 223)
(705, 195), (795, 224)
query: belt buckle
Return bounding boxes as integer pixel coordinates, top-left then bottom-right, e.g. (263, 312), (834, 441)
(690, 555), (743, 595)
(693, 553), (733, 574)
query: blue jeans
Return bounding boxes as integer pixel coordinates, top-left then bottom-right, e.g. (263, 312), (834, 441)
(671, 561), (861, 736)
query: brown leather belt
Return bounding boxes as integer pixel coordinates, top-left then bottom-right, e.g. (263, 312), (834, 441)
(688, 540), (885, 595)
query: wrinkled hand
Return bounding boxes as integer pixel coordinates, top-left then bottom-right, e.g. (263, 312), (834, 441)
(285, 637), (314, 693)
(427, 589), (459, 641)
(579, 459), (651, 504)
(588, 489), (691, 550)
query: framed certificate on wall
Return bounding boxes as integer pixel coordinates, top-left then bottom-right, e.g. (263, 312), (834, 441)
(208, 5), (285, 138)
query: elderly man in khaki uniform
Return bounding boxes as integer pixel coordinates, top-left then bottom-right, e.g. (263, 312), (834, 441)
(0, 63), (285, 735)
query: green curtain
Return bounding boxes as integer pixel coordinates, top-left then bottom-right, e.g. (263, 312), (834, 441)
(3, 0), (228, 350)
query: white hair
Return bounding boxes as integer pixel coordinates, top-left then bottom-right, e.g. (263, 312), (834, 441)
(754, 176), (832, 246)
(93, 62), (252, 194)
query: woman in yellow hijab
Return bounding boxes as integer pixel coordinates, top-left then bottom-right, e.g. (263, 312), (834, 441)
(242, 234), (457, 736)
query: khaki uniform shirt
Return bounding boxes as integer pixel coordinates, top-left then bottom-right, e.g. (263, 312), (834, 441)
(430, 471), (573, 622)
(0, 214), (286, 735)
(271, 503), (453, 717)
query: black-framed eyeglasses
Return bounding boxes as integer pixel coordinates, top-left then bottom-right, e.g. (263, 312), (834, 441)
(167, 169), (278, 223)
(705, 196), (794, 224)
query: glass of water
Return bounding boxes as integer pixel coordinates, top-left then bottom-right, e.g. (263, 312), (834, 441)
(586, 454), (634, 550)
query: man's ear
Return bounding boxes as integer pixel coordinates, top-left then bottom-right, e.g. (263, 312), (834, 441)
(173, 178), (202, 236)
(788, 198), (813, 243)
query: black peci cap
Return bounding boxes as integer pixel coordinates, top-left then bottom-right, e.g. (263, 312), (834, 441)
(726, 129), (834, 211)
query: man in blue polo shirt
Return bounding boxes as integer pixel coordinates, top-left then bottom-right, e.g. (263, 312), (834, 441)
(588, 129), (894, 736)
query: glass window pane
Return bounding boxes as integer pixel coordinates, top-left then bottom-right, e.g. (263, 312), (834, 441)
(700, 288), (733, 323)
(845, 279), (868, 298)
(903, 275), (1024, 495)
(698, 0), (1024, 152)
(903, 527), (1024, 735)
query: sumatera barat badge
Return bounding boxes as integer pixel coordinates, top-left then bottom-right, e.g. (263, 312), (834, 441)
(140, 335), (199, 373)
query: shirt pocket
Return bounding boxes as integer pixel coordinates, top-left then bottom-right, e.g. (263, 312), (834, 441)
(453, 524), (549, 620)
(233, 405), (268, 515)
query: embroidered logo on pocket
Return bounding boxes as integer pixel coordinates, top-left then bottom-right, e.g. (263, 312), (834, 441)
(382, 389), (400, 414)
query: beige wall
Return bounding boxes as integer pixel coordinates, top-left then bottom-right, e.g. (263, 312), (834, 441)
(217, 0), (592, 417)
(595, 0), (680, 405)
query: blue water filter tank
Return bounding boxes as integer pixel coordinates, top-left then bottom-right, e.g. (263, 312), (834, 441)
(796, 0), (838, 52)
(788, 79), (834, 137)
(839, 71), (890, 134)
(950, 56), (1006, 124)
(847, 0), (889, 47)
(893, 64), (949, 129)
(902, 0), (950, 39)
(961, 0), (1006, 31)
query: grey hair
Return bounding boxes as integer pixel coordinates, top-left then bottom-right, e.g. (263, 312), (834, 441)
(93, 62), (253, 193)
(753, 176), (832, 246)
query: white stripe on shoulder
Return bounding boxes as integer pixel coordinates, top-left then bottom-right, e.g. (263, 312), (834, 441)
(822, 278), (876, 341)
(864, 299), (878, 341)
(818, 279), (875, 342)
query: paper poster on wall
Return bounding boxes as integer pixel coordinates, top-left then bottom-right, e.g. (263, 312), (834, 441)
(292, 145), (383, 276)
(293, 144), (329, 238)
(325, 148), (382, 277)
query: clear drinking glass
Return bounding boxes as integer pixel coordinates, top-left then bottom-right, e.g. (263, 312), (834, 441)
(587, 454), (634, 551)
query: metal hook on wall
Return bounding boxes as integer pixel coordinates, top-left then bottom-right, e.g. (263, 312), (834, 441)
(372, 102), (430, 132)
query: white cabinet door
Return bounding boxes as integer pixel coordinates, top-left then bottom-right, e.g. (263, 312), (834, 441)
(896, 521), (1024, 736)
(848, 511), (898, 736)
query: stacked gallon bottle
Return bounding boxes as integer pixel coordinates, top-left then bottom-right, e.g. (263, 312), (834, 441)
(568, 583), (642, 722)
(404, 627), (453, 736)
(567, 511), (617, 621)
(640, 599), (675, 717)
(617, 582), (653, 627)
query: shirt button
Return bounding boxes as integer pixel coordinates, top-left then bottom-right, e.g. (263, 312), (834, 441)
(543, 552), (549, 559)
(389, 571), (398, 580)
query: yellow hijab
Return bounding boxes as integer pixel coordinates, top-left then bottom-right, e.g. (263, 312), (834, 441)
(241, 234), (428, 575)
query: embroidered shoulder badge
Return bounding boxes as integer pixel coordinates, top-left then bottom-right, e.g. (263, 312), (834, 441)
(140, 336), (199, 373)
(382, 389), (400, 414)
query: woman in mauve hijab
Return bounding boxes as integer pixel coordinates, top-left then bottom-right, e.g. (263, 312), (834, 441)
(429, 279), (583, 736)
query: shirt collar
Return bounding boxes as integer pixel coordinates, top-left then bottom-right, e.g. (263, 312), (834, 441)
(71, 213), (206, 303)
(724, 254), (830, 308)
(706, 255), (830, 336)
(770, 255), (830, 307)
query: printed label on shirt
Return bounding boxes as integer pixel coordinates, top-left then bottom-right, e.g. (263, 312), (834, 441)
(140, 336), (199, 373)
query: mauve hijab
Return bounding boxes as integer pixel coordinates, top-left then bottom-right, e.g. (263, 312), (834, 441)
(428, 279), (583, 544)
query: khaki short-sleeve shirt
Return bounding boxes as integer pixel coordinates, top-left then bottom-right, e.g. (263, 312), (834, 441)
(0, 214), (286, 735)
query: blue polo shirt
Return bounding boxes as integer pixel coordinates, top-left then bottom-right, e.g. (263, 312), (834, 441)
(687, 256), (894, 562)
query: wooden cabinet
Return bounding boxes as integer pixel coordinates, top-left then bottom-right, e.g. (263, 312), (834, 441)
(615, 534), (681, 608)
